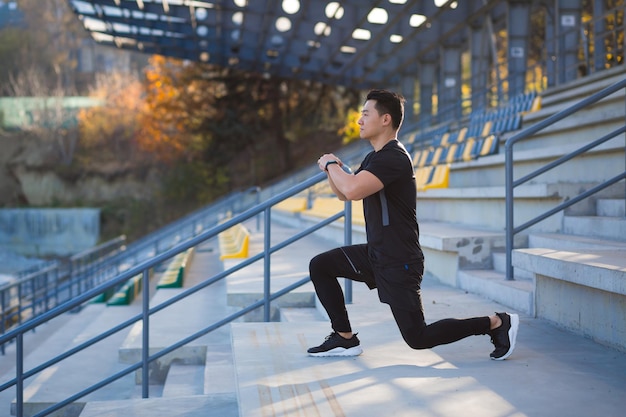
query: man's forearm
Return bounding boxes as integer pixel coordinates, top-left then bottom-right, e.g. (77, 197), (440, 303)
(328, 174), (348, 201)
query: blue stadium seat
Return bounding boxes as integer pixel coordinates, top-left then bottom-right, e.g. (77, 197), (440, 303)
(476, 135), (499, 157)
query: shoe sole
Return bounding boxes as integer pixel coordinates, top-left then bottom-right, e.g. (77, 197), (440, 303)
(308, 346), (363, 357)
(491, 313), (519, 361)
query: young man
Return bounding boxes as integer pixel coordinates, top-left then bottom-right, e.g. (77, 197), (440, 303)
(309, 89), (519, 360)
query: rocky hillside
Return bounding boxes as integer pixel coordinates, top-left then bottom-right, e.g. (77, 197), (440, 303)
(0, 132), (161, 207)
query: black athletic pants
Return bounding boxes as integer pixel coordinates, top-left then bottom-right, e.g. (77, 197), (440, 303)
(309, 244), (491, 349)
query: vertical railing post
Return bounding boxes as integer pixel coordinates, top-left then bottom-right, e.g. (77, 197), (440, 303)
(256, 187), (261, 232)
(141, 268), (150, 398)
(45, 270), (51, 312)
(263, 208), (272, 322)
(344, 201), (353, 303)
(16, 332), (23, 417)
(55, 268), (60, 306)
(0, 291), (5, 355)
(17, 282), (23, 326)
(505, 140), (515, 281)
(29, 276), (35, 317)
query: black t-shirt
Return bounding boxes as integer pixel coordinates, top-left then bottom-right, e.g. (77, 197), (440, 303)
(355, 140), (424, 267)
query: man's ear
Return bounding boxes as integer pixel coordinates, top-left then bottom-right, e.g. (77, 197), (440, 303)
(383, 113), (392, 126)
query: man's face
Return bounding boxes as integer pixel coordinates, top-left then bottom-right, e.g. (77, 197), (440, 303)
(358, 99), (386, 140)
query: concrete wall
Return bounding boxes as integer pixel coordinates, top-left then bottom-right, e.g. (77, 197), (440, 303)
(0, 208), (100, 256)
(514, 248), (626, 352)
(536, 274), (626, 352)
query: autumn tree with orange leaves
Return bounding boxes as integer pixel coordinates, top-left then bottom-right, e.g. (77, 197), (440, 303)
(77, 72), (145, 162)
(136, 55), (358, 194)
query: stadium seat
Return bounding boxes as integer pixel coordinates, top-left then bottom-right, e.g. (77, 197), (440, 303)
(218, 222), (250, 260)
(156, 248), (194, 288)
(480, 120), (493, 137)
(424, 146), (444, 166)
(302, 197), (365, 226)
(415, 166), (435, 190)
(416, 164), (449, 191)
(412, 149), (423, 166)
(460, 138), (477, 161)
(435, 132), (451, 147)
(476, 135), (499, 157)
(414, 148), (431, 168)
(455, 127), (468, 143)
(445, 143), (459, 163)
(274, 196), (308, 213)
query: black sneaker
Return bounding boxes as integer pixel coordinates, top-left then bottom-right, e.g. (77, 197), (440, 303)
(307, 332), (363, 357)
(489, 312), (519, 360)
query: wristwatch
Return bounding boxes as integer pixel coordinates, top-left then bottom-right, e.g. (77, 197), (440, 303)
(325, 160), (339, 171)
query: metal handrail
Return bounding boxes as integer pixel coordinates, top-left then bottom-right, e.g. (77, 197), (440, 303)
(0, 170), (356, 417)
(0, 190), (249, 348)
(504, 77), (626, 280)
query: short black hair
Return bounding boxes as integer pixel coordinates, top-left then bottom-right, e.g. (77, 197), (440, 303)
(366, 89), (405, 131)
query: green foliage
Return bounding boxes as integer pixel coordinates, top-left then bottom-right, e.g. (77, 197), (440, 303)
(0, 28), (31, 93)
(140, 57), (357, 190)
(161, 161), (229, 206)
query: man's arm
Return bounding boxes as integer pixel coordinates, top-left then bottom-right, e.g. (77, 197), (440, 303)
(327, 172), (349, 201)
(318, 153), (383, 201)
(327, 164), (383, 201)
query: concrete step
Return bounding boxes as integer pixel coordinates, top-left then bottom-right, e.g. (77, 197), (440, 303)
(417, 181), (625, 232)
(457, 268), (535, 316)
(513, 248), (626, 297)
(563, 215), (626, 242)
(231, 278), (626, 417)
(203, 343), (237, 395)
(512, 247), (626, 350)
(534, 65), (626, 109)
(118, 244), (233, 385)
(162, 364), (205, 397)
(223, 223), (330, 322)
(16, 304), (144, 417)
(279, 307), (324, 322)
(79, 394), (238, 417)
(519, 66), (626, 150)
(492, 252), (534, 280)
(118, 284), (235, 383)
(0, 304), (108, 416)
(529, 231), (626, 251)
(597, 198), (625, 217)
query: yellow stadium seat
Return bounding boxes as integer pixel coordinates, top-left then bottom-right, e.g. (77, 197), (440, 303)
(445, 143), (459, 163)
(461, 138), (476, 161)
(415, 166), (435, 190)
(424, 164), (450, 190)
(274, 196), (308, 212)
(456, 127), (468, 143)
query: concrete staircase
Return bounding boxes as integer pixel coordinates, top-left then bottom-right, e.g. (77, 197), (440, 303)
(3, 220), (626, 417)
(1, 236), (239, 417)
(272, 65), (626, 344)
(1, 221), (326, 417)
(2, 69), (625, 417)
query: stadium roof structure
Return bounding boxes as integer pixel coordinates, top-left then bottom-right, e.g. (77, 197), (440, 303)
(67, 0), (505, 90)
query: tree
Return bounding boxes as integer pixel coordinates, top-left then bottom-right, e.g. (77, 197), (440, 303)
(339, 109), (361, 144)
(136, 55), (358, 191)
(5, 66), (80, 165)
(0, 27), (32, 95)
(11, 0), (85, 92)
(77, 72), (144, 162)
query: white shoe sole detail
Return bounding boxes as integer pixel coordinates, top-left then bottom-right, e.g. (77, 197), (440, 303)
(492, 313), (519, 361)
(308, 346), (363, 357)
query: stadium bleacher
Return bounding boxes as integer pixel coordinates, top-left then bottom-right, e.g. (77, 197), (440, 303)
(407, 91), (541, 191)
(218, 221), (250, 261)
(3, 3), (626, 416)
